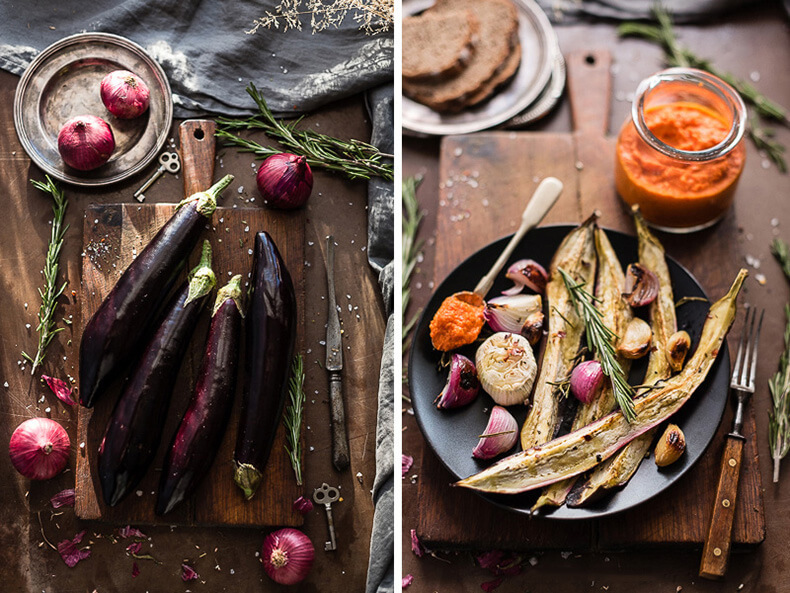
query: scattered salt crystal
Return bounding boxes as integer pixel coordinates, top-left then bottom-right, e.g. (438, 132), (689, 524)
(25, 324), (30, 329)
(244, 226), (249, 232)
(756, 273), (767, 285)
(230, 569), (235, 575)
(24, 303), (28, 309)
(453, 147), (463, 157)
(750, 71), (761, 82)
(319, 340), (326, 346)
(80, 442), (85, 449)
(3, 382), (8, 388)
(762, 159), (771, 169)
(771, 218), (780, 227)
(560, 551), (572, 560)
(575, 161), (584, 171)
(237, 186), (244, 194)
(308, 241), (314, 246)
(309, 446), (315, 452)
(94, 219), (98, 224)
(529, 556), (539, 566)
(45, 407), (50, 413)
(248, 249), (253, 255)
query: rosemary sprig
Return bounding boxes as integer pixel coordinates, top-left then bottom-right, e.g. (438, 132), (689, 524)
(770, 238), (790, 482)
(22, 176), (69, 375)
(558, 268), (636, 421)
(284, 354), (306, 486)
(619, 6), (788, 171)
(216, 84), (394, 182)
(402, 176), (424, 349)
(768, 304), (790, 483)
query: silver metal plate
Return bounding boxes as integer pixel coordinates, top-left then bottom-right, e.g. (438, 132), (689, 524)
(14, 32), (173, 187)
(503, 51), (566, 129)
(402, 0), (558, 136)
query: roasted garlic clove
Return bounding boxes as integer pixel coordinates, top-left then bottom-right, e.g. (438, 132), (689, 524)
(667, 330), (691, 372)
(617, 317), (653, 359)
(654, 424), (686, 467)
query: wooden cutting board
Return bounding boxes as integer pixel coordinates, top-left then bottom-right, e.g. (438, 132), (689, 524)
(74, 203), (305, 527)
(415, 50), (765, 550)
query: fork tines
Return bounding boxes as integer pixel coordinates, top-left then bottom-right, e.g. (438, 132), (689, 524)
(731, 305), (765, 393)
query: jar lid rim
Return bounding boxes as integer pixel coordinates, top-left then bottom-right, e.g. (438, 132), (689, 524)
(631, 68), (746, 162)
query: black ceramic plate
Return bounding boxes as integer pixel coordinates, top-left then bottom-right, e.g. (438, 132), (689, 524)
(409, 226), (730, 520)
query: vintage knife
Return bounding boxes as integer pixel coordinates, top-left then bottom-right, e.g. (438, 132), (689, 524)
(326, 236), (350, 471)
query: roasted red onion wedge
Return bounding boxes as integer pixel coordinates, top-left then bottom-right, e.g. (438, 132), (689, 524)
(435, 353), (480, 409)
(623, 263), (660, 307)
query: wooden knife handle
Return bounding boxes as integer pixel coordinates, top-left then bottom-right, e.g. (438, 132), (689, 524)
(329, 373), (350, 472)
(178, 120), (217, 197)
(566, 49), (612, 136)
(699, 435), (745, 579)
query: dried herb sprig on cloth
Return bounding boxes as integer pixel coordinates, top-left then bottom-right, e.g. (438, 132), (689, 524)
(402, 176), (424, 349)
(284, 354), (306, 486)
(247, 0), (393, 36)
(23, 176), (69, 375)
(769, 238), (790, 482)
(619, 6), (788, 172)
(559, 268), (636, 421)
(216, 84), (393, 182)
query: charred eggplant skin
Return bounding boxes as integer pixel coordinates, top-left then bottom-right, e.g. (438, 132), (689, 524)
(233, 232), (297, 500)
(79, 176), (233, 407)
(98, 242), (215, 507)
(156, 277), (243, 516)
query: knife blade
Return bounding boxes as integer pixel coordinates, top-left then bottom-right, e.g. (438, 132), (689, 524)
(326, 236), (350, 471)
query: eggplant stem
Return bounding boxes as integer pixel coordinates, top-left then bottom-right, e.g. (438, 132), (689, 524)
(185, 240), (217, 305)
(234, 462), (262, 500)
(178, 174), (234, 217)
(213, 274), (244, 317)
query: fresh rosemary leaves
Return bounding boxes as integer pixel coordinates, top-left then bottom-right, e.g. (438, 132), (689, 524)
(402, 176), (424, 349)
(619, 6), (788, 172)
(558, 268), (636, 422)
(22, 176), (69, 376)
(770, 239), (790, 482)
(284, 354), (306, 486)
(216, 84), (394, 182)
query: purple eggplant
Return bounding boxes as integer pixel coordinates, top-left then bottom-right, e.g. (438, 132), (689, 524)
(156, 275), (243, 516)
(79, 175), (234, 407)
(98, 241), (216, 507)
(233, 232), (297, 499)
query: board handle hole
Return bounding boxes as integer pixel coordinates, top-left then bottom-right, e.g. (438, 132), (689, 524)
(194, 128), (205, 140)
(585, 54), (596, 66)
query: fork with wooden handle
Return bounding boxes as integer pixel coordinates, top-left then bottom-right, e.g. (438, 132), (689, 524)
(699, 306), (764, 579)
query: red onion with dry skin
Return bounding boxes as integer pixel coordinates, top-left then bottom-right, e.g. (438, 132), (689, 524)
(261, 528), (315, 585)
(256, 153), (313, 209)
(100, 70), (150, 119)
(9, 418), (70, 480)
(57, 115), (115, 171)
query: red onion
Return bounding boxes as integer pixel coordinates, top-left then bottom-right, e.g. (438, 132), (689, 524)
(485, 294), (544, 345)
(9, 418), (70, 480)
(623, 263), (660, 307)
(57, 115), (115, 171)
(434, 353), (480, 410)
(100, 70), (150, 119)
(502, 259), (548, 296)
(261, 528), (315, 585)
(569, 361), (604, 404)
(256, 153), (313, 209)
(472, 405), (518, 459)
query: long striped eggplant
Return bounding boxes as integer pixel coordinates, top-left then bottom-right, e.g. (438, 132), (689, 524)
(156, 275), (243, 515)
(457, 270), (745, 495)
(533, 226), (633, 510)
(79, 175), (233, 407)
(568, 207), (678, 507)
(233, 232), (297, 500)
(520, 214), (597, 450)
(98, 241), (216, 506)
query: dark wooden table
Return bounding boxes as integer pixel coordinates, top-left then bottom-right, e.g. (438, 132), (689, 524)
(403, 4), (790, 591)
(0, 70), (385, 591)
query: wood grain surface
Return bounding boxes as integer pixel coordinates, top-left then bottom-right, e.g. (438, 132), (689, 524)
(414, 48), (765, 551)
(75, 204), (305, 527)
(179, 120), (217, 197)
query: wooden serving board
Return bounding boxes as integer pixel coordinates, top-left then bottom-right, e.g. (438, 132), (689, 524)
(415, 50), (765, 550)
(75, 203), (305, 527)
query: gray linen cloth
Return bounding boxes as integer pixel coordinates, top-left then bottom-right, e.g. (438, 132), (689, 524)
(364, 83), (394, 593)
(0, 0), (393, 117)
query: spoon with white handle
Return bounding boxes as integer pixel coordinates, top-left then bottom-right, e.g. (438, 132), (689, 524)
(472, 176), (563, 298)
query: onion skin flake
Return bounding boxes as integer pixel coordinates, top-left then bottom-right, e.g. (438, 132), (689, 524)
(457, 270), (745, 495)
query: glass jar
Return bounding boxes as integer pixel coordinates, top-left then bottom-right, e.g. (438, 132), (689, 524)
(615, 68), (746, 233)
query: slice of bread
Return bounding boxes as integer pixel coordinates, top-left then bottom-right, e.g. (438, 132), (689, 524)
(402, 10), (479, 82)
(403, 0), (519, 112)
(456, 38), (522, 111)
